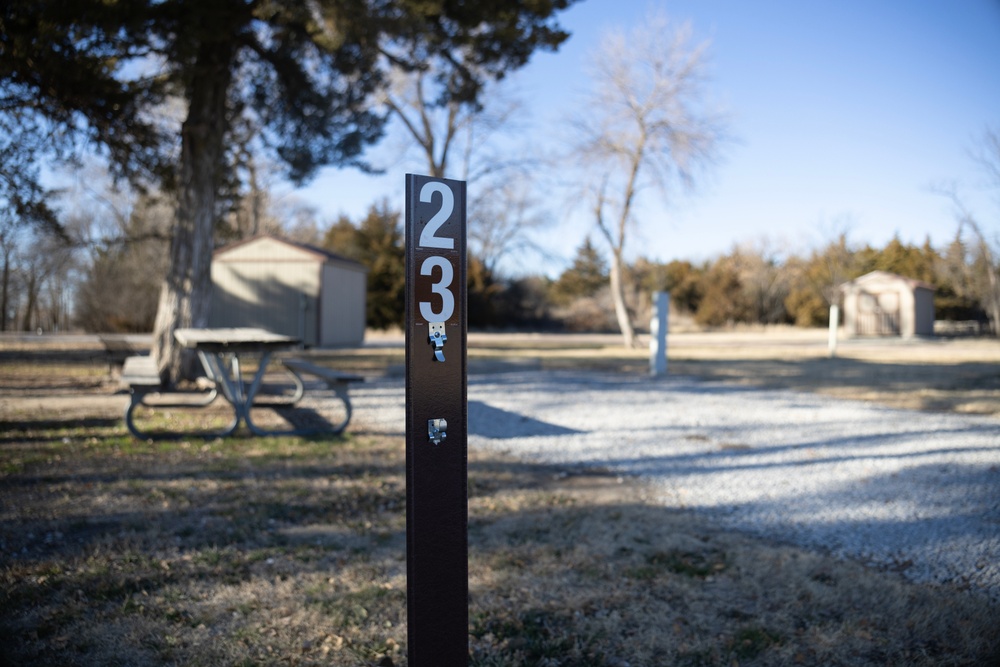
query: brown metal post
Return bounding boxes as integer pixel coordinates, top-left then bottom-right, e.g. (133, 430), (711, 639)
(404, 174), (468, 666)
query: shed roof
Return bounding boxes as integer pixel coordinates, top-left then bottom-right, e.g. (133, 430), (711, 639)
(839, 270), (934, 293)
(213, 235), (365, 270)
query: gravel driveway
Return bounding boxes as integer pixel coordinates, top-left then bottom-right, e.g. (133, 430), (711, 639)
(350, 370), (1000, 600)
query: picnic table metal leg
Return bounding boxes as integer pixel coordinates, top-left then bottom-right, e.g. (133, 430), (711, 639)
(281, 367), (306, 404)
(244, 351), (270, 406)
(162, 347), (352, 438)
(249, 365), (305, 406)
(122, 350), (241, 439)
(124, 388), (153, 440)
(242, 362), (352, 436)
(231, 355), (247, 407)
(323, 379), (353, 434)
(243, 352), (302, 436)
(196, 350), (277, 436)
(124, 387), (239, 440)
(196, 351), (256, 431)
(208, 353), (304, 407)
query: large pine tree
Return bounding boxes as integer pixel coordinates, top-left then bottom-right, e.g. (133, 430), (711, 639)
(1, 0), (578, 380)
(324, 201), (405, 330)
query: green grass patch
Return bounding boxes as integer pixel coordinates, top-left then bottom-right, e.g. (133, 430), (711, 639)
(649, 548), (728, 578)
(470, 608), (611, 666)
(727, 626), (783, 660)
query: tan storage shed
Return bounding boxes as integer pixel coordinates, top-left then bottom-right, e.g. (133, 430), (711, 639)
(209, 236), (367, 347)
(840, 271), (935, 338)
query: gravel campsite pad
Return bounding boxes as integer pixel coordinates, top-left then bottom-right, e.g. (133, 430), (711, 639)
(351, 370), (1000, 600)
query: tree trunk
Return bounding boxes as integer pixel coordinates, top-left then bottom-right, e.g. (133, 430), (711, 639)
(609, 251), (636, 348)
(21, 271), (38, 332)
(1, 249), (10, 332)
(985, 260), (1000, 337)
(151, 41), (234, 384)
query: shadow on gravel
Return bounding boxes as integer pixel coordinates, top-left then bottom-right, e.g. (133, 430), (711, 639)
(468, 400), (583, 439)
(600, 428), (1000, 477)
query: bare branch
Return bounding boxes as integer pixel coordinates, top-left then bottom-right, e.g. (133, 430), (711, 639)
(971, 126), (1000, 190)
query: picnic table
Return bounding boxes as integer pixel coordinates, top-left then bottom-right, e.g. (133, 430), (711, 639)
(122, 327), (362, 439)
(174, 327), (299, 437)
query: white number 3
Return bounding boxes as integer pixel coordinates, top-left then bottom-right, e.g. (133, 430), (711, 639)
(419, 256), (455, 322)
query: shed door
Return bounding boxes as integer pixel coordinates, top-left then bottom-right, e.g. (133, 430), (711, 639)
(856, 291), (900, 336)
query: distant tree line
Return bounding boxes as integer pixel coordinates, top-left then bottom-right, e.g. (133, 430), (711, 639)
(3, 189), (995, 337)
(508, 232), (990, 334)
(319, 211), (993, 335)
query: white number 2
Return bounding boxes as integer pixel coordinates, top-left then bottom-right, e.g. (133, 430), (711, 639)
(418, 182), (455, 249)
(419, 256), (455, 322)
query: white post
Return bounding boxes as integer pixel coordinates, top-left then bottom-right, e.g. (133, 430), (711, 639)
(828, 304), (840, 358)
(650, 291), (669, 376)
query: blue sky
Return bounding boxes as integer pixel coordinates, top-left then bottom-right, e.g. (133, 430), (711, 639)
(296, 0), (1000, 275)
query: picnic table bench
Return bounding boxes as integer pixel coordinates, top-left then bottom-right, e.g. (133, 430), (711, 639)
(120, 328), (363, 439)
(99, 334), (143, 372)
(121, 354), (159, 388)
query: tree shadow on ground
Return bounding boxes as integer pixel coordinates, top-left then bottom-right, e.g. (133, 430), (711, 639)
(1, 416), (998, 667)
(668, 357), (1000, 412)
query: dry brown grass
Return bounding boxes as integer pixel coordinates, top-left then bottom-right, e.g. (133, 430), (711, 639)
(1, 331), (999, 666)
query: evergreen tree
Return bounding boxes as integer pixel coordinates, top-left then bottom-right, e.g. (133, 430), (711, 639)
(356, 204), (405, 330)
(323, 215), (363, 261)
(875, 235), (937, 282)
(660, 260), (705, 314)
(323, 202), (405, 330)
(551, 237), (608, 305)
(695, 257), (743, 327)
(784, 234), (857, 326)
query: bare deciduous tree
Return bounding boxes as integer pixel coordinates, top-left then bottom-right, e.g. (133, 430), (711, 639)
(279, 199), (324, 246)
(468, 175), (551, 276)
(936, 126), (1000, 335)
(381, 66), (551, 276)
(222, 117), (288, 241)
(381, 65), (524, 180)
(17, 229), (77, 332)
(953, 214), (999, 334)
(731, 237), (792, 325)
(382, 68), (466, 179)
(73, 200), (173, 333)
(570, 13), (726, 347)
(52, 162), (173, 332)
